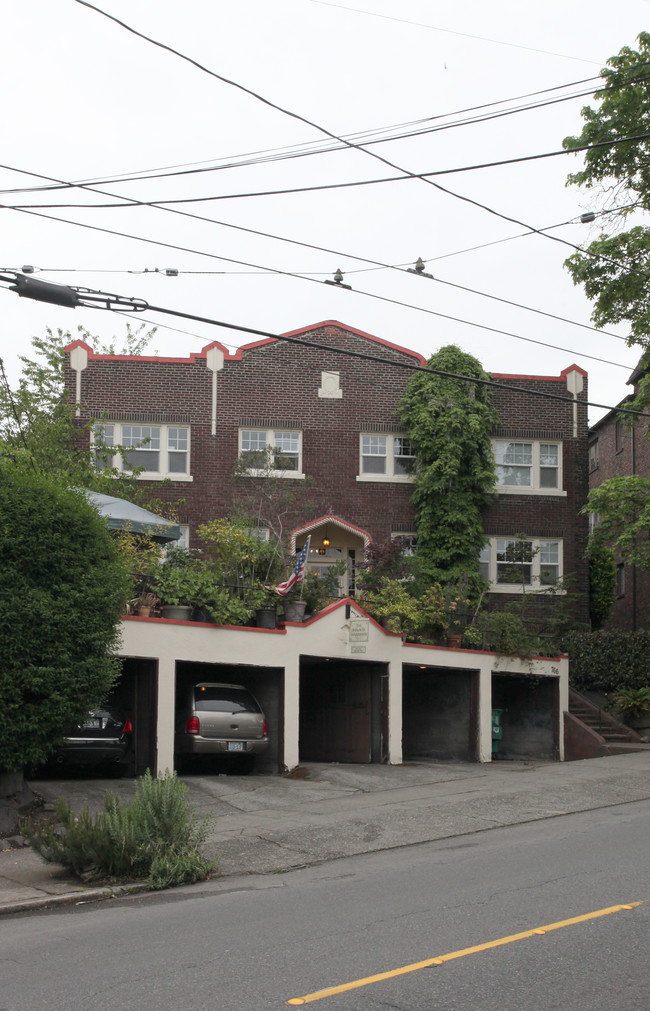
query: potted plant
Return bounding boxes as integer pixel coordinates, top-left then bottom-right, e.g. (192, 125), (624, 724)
(132, 591), (160, 617)
(613, 686), (650, 730)
(282, 592), (308, 623)
(361, 578), (424, 640)
(245, 586), (279, 628)
(151, 548), (204, 620)
(444, 578), (472, 647)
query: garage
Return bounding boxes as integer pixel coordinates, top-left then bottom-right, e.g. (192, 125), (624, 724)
(491, 673), (559, 760)
(174, 660), (284, 773)
(299, 657), (389, 763)
(402, 665), (479, 762)
(110, 657), (158, 776)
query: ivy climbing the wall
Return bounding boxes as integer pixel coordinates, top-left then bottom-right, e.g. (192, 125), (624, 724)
(399, 345), (497, 589)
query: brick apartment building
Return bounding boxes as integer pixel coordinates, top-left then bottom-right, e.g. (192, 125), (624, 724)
(589, 356), (650, 630)
(64, 320), (590, 623)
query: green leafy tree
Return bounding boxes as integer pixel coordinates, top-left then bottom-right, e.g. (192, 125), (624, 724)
(0, 463), (130, 771)
(399, 345), (497, 586)
(586, 476), (650, 570)
(563, 32), (650, 344)
(0, 323), (177, 516)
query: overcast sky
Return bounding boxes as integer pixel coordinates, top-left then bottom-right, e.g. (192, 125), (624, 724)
(1, 0), (648, 424)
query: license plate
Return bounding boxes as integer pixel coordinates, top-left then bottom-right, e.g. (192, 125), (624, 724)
(227, 742), (244, 752)
(83, 718), (102, 730)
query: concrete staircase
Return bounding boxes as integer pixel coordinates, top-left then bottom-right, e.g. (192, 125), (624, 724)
(564, 689), (646, 761)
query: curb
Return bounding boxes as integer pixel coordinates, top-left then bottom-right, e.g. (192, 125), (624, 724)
(0, 880), (151, 917)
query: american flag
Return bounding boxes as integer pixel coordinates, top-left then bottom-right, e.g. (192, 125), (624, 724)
(275, 536), (311, 596)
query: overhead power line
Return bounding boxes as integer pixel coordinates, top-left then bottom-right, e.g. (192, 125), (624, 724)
(1, 269), (644, 417)
(0, 205), (637, 375)
(0, 77), (618, 196)
(69, 1), (650, 284)
(8, 131), (650, 210)
(308, 0), (605, 66)
(0, 155), (637, 360)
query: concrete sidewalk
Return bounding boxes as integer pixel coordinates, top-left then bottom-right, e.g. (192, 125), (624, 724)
(2, 752), (650, 915)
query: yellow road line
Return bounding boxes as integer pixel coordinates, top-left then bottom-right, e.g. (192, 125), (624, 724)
(286, 901), (643, 1005)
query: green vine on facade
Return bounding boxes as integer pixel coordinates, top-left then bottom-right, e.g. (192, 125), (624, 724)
(399, 345), (498, 587)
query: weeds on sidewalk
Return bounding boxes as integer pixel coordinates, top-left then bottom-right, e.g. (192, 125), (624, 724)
(22, 769), (215, 889)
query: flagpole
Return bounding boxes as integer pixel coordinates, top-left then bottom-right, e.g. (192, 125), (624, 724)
(299, 536), (311, 601)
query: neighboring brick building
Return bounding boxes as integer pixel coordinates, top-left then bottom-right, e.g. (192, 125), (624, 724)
(589, 357), (650, 630)
(64, 320), (590, 623)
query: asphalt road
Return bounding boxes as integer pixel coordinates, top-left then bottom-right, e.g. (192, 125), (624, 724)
(1, 801), (648, 1010)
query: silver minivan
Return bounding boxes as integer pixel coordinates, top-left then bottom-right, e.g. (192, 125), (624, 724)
(175, 682), (268, 773)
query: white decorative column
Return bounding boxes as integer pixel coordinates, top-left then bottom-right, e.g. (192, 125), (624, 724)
(387, 659), (403, 765)
(565, 368), (584, 439)
(69, 344), (88, 417)
(284, 656), (301, 771)
(206, 345), (225, 435)
(155, 655), (176, 775)
(478, 661), (493, 763)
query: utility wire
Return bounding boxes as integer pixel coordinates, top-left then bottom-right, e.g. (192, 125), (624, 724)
(69, 1), (650, 282)
(308, 0), (605, 66)
(0, 77), (617, 195)
(91, 296), (650, 420)
(0, 160), (636, 351)
(9, 131), (650, 210)
(2, 205), (636, 375)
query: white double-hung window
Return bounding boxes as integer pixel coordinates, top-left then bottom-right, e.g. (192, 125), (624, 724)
(92, 422), (190, 479)
(358, 434), (415, 481)
(239, 428), (303, 477)
(479, 537), (562, 591)
(493, 440), (562, 494)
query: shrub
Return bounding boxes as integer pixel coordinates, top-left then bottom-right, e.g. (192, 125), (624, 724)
(22, 770), (215, 889)
(614, 686), (650, 721)
(0, 465), (130, 771)
(564, 630), (650, 694)
(477, 611), (531, 657)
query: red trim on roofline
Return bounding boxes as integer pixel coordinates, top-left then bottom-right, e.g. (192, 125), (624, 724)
(64, 321), (426, 366)
(492, 364), (588, 382)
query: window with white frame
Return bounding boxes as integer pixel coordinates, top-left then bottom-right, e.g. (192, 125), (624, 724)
(92, 422), (190, 479)
(479, 537), (563, 591)
(239, 428), (303, 476)
(493, 440), (562, 493)
(589, 439), (599, 472)
(390, 532), (417, 555)
(358, 434), (415, 480)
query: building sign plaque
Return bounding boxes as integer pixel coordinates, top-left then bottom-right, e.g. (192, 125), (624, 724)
(348, 618), (369, 642)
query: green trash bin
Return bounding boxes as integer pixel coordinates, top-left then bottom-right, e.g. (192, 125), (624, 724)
(492, 708), (505, 756)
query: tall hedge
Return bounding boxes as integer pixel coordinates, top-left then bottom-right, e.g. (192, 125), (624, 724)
(0, 464), (130, 771)
(565, 630), (650, 693)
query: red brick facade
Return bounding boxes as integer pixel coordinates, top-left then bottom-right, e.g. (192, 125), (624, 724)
(589, 360), (650, 630)
(64, 320), (589, 621)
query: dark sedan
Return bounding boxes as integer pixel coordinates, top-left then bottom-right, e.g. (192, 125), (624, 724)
(50, 706), (133, 774)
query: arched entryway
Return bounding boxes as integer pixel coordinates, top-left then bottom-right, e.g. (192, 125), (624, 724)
(291, 516), (370, 597)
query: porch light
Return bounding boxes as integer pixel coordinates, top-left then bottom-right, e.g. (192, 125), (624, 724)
(322, 526), (330, 548)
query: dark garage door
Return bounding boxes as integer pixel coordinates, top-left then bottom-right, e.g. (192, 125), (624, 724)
(300, 660), (385, 763)
(403, 666), (478, 762)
